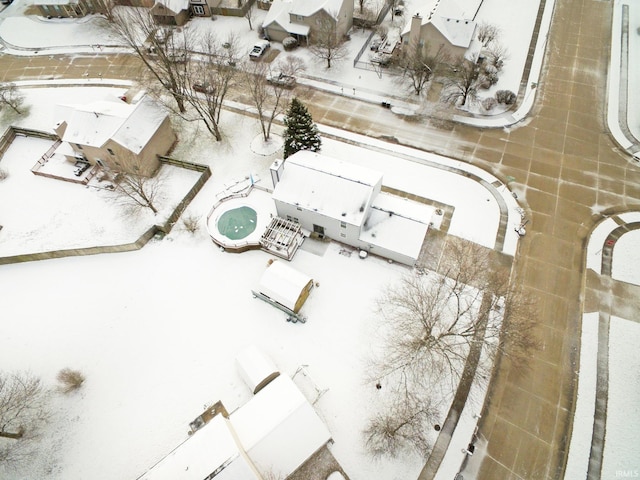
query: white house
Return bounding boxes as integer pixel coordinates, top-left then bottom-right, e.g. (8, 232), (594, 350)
(271, 151), (434, 265)
(137, 374), (332, 480)
(229, 374), (332, 479)
(272, 150), (383, 242)
(137, 414), (262, 480)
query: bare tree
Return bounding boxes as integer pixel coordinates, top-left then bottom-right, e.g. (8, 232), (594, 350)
(487, 43), (509, 71)
(363, 391), (437, 458)
(398, 44), (449, 96)
(0, 371), (50, 469)
(365, 238), (538, 456)
(0, 83), (24, 115)
(244, 2), (256, 30)
(476, 21), (500, 48)
(442, 58), (481, 107)
(108, 153), (165, 215)
(309, 14), (349, 69)
(185, 32), (241, 140)
(241, 58), (296, 141)
(372, 238), (538, 386)
(109, 8), (190, 113)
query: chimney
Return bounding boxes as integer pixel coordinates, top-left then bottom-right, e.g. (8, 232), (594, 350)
(409, 13), (422, 53)
(270, 159), (285, 188)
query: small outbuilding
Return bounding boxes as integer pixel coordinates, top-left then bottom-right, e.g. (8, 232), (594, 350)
(235, 345), (280, 394)
(254, 260), (314, 314)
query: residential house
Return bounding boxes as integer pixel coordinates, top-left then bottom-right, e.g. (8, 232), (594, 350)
(151, 0), (191, 25)
(53, 96), (176, 177)
(137, 373), (332, 480)
(270, 151), (434, 266)
(401, 0), (483, 62)
(262, 0), (353, 44)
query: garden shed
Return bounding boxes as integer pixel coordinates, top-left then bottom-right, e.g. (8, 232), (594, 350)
(235, 345), (281, 394)
(254, 260), (314, 314)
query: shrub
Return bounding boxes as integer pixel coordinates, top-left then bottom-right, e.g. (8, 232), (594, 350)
(484, 64), (498, 75)
(0, 167), (8, 181)
(56, 368), (85, 393)
(283, 36), (298, 51)
(482, 97), (497, 111)
(496, 90), (516, 105)
(182, 213), (200, 234)
(486, 72), (499, 86)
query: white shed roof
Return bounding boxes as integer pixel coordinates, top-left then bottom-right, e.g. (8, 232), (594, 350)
(230, 375), (332, 478)
(137, 415), (261, 480)
(54, 97), (168, 154)
(258, 260), (312, 312)
(235, 345), (280, 394)
(272, 151), (383, 226)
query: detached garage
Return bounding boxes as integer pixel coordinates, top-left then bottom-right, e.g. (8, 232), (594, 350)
(253, 260), (314, 315)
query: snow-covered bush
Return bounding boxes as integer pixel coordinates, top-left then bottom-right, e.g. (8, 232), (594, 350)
(482, 97), (497, 111)
(484, 64), (498, 75)
(182, 213), (200, 234)
(56, 368), (85, 394)
(283, 36), (298, 51)
(496, 90), (516, 105)
(0, 167), (8, 181)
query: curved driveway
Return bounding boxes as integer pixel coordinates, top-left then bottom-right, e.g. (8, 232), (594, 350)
(1, 0), (639, 478)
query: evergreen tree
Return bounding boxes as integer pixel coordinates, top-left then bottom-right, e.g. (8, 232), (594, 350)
(283, 98), (321, 159)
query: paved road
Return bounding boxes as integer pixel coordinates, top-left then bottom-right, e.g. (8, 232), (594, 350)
(1, 0), (639, 478)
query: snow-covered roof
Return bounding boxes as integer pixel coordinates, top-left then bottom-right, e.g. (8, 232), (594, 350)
(258, 260), (312, 312)
(401, 0), (479, 48)
(263, 0), (343, 33)
(360, 193), (433, 261)
(112, 98), (169, 154)
(272, 151), (383, 226)
(154, 0), (189, 14)
(230, 375), (332, 478)
(54, 97), (168, 154)
(290, 0), (342, 17)
(432, 16), (477, 48)
(235, 345), (280, 394)
(137, 415), (261, 480)
(262, 0), (310, 35)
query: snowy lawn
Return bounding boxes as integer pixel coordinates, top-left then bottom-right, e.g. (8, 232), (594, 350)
(0, 83), (516, 480)
(0, 135), (202, 256)
(602, 316), (640, 478)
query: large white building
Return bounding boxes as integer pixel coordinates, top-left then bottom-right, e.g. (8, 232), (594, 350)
(270, 151), (435, 265)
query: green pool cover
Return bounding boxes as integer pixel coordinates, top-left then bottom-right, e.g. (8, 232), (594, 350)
(217, 206), (257, 240)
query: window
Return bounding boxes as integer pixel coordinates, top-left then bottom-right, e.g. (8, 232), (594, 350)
(340, 233), (346, 238)
(192, 5), (205, 15)
(76, 144), (83, 150)
(340, 221), (346, 228)
(107, 148), (115, 156)
(296, 207), (302, 211)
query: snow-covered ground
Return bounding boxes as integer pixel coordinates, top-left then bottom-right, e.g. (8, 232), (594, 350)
(0, 80), (518, 479)
(0, 0), (638, 478)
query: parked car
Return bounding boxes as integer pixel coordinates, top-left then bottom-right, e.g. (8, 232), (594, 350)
(193, 82), (214, 94)
(266, 72), (296, 88)
(371, 53), (391, 66)
(249, 40), (270, 60)
(1, 0), (13, 5)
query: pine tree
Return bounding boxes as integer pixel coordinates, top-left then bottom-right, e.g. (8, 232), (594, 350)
(283, 98), (321, 159)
